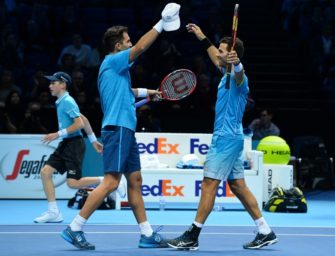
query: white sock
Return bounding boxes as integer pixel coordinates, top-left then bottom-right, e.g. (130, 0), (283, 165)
(70, 214), (87, 232)
(255, 217), (271, 235)
(98, 176), (104, 184)
(193, 221), (203, 228)
(139, 221), (153, 237)
(48, 201), (59, 213)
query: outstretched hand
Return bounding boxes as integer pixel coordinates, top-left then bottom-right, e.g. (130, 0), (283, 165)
(186, 23), (206, 40)
(93, 140), (103, 154)
(42, 132), (59, 144)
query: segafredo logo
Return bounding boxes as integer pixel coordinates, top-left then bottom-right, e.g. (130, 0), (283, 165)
(0, 143), (66, 189)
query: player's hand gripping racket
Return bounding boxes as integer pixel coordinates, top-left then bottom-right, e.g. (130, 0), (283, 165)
(225, 4), (239, 89)
(135, 69), (197, 108)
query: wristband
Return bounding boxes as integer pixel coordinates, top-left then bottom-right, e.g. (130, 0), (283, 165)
(57, 128), (68, 137)
(233, 62), (243, 72)
(200, 37), (213, 50)
(153, 20), (163, 33)
(137, 88), (148, 98)
(88, 133), (97, 143)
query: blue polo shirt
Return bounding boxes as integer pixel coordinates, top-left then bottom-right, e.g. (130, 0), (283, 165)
(213, 69), (249, 139)
(55, 91), (82, 138)
(98, 48), (136, 131)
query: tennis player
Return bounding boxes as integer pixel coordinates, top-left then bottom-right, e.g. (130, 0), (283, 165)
(61, 3), (181, 250)
(167, 23), (278, 250)
(34, 71), (104, 223)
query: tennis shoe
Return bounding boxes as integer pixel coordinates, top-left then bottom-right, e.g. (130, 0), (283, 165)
(243, 231), (278, 249)
(34, 211), (63, 223)
(61, 226), (95, 250)
(138, 227), (168, 248)
(167, 230), (199, 250)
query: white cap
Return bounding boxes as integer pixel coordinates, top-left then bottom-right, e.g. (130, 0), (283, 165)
(161, 3), (181, 31)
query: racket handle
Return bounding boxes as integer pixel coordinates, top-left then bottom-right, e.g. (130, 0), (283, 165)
(225, 64), (232, 89)
(135, 98), (150, 108)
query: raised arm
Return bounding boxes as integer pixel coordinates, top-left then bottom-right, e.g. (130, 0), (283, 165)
(186, 23), (221, 69)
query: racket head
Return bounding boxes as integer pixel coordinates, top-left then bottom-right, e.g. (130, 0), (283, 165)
(159, 69), (197, 101)
(231, 4), (239, 49)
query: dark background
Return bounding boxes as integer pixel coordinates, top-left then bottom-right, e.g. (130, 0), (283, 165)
(0, 0), (334, 175)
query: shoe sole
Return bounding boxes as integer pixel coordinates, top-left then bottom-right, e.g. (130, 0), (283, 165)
(34, 219), (63, 223)
(244, 238), (278, 249)
(167, 243), (199, 251)
(138, 243), (169, 248)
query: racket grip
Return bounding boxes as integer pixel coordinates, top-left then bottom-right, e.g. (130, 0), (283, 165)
(225, 64), (232, 89)
(135, 98), (150, 108)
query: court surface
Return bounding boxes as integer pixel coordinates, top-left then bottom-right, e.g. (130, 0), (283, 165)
(0, 190), (334, 256)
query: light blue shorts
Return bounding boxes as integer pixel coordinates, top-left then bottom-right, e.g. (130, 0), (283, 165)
(101, 125), (141, 174)
(203, 134), (244, 181)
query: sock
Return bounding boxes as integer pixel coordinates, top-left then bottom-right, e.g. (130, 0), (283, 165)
(139, 221), (153, 237)
(48, 201), (59, 213)
(193, 221), (203, 228)
(188, 223), (202, 240)
(98, 176), (104, 184)
(70, 214), (87, 232)
(255, 217), (271, 235)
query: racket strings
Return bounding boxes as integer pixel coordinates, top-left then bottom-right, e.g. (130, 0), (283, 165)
(161, 71), (196, 100)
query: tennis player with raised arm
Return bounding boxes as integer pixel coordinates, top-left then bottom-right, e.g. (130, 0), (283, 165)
(61, 3), (182, 250)
(167, 23), (278, 250)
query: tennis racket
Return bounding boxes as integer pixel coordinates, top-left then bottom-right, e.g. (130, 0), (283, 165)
(135, 69), (197, 108)
(225, 4), (239, 89)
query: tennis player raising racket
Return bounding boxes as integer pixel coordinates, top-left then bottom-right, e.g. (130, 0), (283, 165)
(167, 22), (278, 250)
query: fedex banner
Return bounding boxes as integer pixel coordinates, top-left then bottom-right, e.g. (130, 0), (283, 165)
(0, 133), (251, 199)
(139, 169), (237, 203)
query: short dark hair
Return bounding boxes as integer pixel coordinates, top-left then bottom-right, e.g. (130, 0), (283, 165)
(103, 26), (128, 52)
(219, 37), (244, 59)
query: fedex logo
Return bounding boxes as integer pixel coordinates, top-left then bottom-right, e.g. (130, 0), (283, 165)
(142, 179), (184, 196)
(5, 150), (48, 180)
(195, 180), (235, 197)
(138, 138), (179, 154)
(190, 139), (209, 155)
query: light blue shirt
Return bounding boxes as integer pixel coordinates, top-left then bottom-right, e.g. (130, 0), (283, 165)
(98, 48), (136, 131)
(213, 69), (249, 139)
(55, 91), (82, 138)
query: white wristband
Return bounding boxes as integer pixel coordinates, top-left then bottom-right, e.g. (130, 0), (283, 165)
(233, 62), (243, 72)
(88, 133), (97, 143)
(153, 19), (163, 33)
(57, 128), (68, 137)
(137, 88), (148, 98)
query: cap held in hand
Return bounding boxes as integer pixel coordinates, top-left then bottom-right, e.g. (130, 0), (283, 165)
(161, 3), (181, 31)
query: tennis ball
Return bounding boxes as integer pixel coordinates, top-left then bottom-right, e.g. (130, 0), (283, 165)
(256, 136), (291, 164)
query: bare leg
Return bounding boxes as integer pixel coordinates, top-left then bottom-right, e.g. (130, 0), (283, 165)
(67, 177), (101, 189)
(228, 179), (262, 220)
(195, 177), (221, 224)
(79, 173), (120, 219)
(40, 165), (56, 202)
(125, 170), (147, 223)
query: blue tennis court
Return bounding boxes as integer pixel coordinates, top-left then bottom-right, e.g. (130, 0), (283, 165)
(1, 190), (334, 256)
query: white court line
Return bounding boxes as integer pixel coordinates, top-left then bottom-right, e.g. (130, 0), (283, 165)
(0, 231), (334, 237)
(1, 224), (335, 229)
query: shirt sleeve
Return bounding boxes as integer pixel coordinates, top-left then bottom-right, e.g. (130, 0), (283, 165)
(105, 48), (131, 74)
(64, 99), (80, 119)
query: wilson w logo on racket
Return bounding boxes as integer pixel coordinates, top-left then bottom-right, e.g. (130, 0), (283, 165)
(135, 69), (197, 108)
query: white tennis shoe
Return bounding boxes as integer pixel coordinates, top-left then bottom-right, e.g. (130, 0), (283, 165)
(34, 211), (63, 223)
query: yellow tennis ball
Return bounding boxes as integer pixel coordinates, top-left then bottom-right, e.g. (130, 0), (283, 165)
(256, 136), (291, 164)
